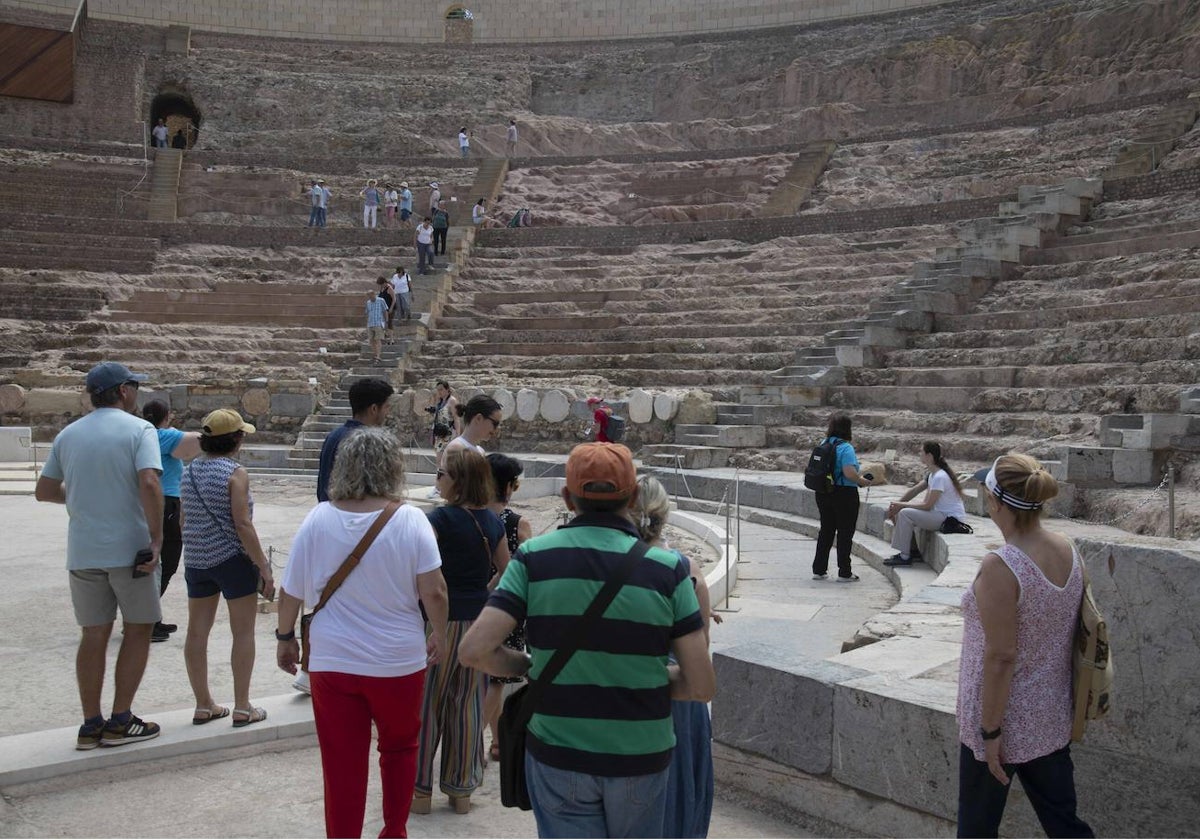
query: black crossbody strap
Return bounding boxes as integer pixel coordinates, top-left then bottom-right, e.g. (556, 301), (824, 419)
(186, 461), (241, 541)
(516, 538), (651, 727)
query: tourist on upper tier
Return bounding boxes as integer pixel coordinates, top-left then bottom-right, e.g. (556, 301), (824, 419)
(471, 198), (487, 226)
(429, 182), (442, 214)
(884, 440), (968, 567)
(171, 129), (187, 149)
(481, 453), (532, 764)
(630, 475), (721, 840)
(309, 179), (330, 228)
(458, 127), (470, 158)
(506, 118), (519, 157)
(383, 183), (399, 228)
(587, 396), (612, 442)
(956, 454), (1094, 838)
(432, 206), (450, 257)
(412, 449), (508, 816)
(360, 179), (381, 229)
(459, 442), (715, 838)
(390, 265), (413, 322)
(180, 409), (274, 729)
(810, 412), (872, 582)
(415, 216), (435, 275)
(376, 277), (396, 335)
(36, 362), (163, 750)
(427, 380), (461, 454)
(442, 394), (503, 462)
(151, 119), (168, 148)
(365, 289), (388, 363)
(399, 181), (414, 225)
(306, 180), (321, 227)
(277, 427), (448, 839)
(142, 399), (201, 643)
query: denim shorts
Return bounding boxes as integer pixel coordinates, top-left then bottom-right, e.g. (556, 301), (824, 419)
(185, 552), (259, 600)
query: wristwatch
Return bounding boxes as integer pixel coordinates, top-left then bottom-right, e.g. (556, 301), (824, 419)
(980, 726), (1002, 741)
(275, 629), (296, 642)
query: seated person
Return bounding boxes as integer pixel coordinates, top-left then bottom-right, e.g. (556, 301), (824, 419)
(884, 440), (967, 566)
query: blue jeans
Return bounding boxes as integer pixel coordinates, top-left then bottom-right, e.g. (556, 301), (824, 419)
(317, 207), (327, 227)
(308, 205), (320, 226)
(417, 242), (433, 273)
(957, 743), (1093, 838)
(525, 752), (669, 838)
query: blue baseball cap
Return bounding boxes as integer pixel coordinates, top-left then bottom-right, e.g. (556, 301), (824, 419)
(85, 362), (149, 394)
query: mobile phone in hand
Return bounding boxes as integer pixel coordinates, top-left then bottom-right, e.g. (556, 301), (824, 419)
(132, 548), (154, 579)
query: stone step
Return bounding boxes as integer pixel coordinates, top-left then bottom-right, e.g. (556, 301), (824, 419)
(674, 424), (766, 448)
(714, 403), (795, 425)
(937, 292), (1200, 332)
(639, 444), (733, 470)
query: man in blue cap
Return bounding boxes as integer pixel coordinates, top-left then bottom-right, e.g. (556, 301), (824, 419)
(36, 362), (166, 750)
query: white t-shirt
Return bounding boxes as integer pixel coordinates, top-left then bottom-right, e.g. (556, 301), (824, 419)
(152, 124), (168, 142)
(391, 272), (411, 295)
(929, 469), (967, 519)
(472, 204), (485, 224)
(281, 503), (441, 677)
(506, 124), (518, 142)
(384, 189), (398, 207)
(458, 131), (469, 149)
(416, 223), (433, 244)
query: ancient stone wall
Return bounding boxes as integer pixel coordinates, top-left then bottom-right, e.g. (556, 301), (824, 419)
(6, 0), (960, 42)
(1102, 164), (1200, 202)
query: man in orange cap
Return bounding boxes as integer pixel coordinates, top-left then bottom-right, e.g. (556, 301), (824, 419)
(460, 442), (716, 837)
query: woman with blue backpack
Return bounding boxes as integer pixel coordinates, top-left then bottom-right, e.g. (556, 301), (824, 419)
(808, 413), (873, 582)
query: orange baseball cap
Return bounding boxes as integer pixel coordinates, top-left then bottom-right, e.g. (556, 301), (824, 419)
(566, 442), (637, 500)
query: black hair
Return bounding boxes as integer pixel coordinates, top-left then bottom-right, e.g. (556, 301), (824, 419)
(89, 384), (123, 409)
(375, 276), (387, 285)
(826, 412), (852, 441)
(570, 494), (630, 514)
(142, 399), (170, 427)
(456, 394), (502, 422)
(436, 380), (450, 391)
(200, 430), (243, 455)
(922, 440), (963, 497)
(486, 453), (524, 502)
(348, 378), (395, 416)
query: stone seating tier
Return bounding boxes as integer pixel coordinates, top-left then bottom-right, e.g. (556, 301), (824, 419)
(0, 163), (149, 221)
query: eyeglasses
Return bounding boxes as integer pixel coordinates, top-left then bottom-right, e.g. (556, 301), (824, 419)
(124, 381), (140, 390)
(486, 416), (501, 429)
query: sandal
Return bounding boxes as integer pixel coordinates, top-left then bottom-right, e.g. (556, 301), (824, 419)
(232, 706), (267, 728)
(192, 705), (230, 725)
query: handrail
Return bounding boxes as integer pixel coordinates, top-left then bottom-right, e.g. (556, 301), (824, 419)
(69, 0), (87, 33)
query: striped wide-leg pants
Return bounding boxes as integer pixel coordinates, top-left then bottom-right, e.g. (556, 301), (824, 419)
(414, 619), (486, 796)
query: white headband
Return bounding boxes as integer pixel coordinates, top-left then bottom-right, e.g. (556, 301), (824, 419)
(984, 457), (1043, 511)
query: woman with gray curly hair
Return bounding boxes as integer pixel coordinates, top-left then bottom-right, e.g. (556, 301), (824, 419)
(629, 475), (721, 839)
(276, 427), (449, 839)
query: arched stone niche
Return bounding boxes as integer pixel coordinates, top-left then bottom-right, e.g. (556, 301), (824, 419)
(150, 87), (203, 148)
(444, 5), (474, 44)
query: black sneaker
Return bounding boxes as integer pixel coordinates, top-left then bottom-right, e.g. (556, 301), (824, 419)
(883, 553), (913, 566)
(100, 714), (160, 747)
(76, 722), (105, 751)
(151, 626), (170, 643)
(156, 622), (178, 634)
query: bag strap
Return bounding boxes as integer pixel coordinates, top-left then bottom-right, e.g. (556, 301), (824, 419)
(310, 501), (401, 619)
(186, 461), (241, 541)
(515, 537), (652, 727)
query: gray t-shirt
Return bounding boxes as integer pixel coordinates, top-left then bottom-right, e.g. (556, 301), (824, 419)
(41, 408), (162, 570)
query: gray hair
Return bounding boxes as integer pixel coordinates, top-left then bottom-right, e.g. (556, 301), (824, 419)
(630, 475), (671, 544)
(327, 427), (406, 501)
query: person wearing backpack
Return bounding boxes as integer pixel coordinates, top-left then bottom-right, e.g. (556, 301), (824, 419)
(810, 413), (872, 582)
(884, 440), (968, 566)
(956, 454), (1093, 838)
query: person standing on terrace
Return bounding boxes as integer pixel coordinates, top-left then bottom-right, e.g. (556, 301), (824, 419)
(360, 179), (381, 229)
(416, 216), (435, 275)
(458, 127), (471, 158)
(365, 289), (389, 363)
(152, 119), (169, 148)
(432, 205), (450, 260)
(506, 119), (519, 157)
(399, 181), (414, 227)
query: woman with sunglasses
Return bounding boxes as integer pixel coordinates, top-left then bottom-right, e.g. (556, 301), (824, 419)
(413, 449), (510, 816)
(441, 395), (503, 462)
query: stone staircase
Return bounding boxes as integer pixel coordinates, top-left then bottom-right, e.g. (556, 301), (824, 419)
(147, 149), (183, 222)
(469, 157), (509, 207)
(1101, 99), (1200, 180)
(757, 141), (837, 217)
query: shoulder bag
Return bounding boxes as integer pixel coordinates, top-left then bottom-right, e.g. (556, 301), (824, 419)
(1071, 561), (1114, 741)
(498, 538), (651, 810)
(300, 501), (400, 672)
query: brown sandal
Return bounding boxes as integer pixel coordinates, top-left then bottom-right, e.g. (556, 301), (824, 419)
(232, 706), (267, 728)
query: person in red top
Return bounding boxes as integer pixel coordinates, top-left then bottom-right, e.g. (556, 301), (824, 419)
(587, 397), (612, 443)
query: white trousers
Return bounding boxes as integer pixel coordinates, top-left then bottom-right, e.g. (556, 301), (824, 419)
(890, 507), (946, 553)
(363, 205), (377, 228)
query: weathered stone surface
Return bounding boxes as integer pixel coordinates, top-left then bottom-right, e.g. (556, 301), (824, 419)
(676, 390), (716, 425)
(653, 392), (678, 421)
(25, 389), (83, 415)
(516, 388), (540, 422)
(0, 384), (27, 414)
(411, 388), (433, 416)
(270, 392), (315, 417)
(169, 385), (190, 412)
(627, 388), (653, 423)
(241, 388), (270, 416)
(393, 389), (414, 417)
(492, 388), (515, 420)
(540, 390), (570, 423)
(1180, 386), (1200, 413)
(569, 399), (593, 421)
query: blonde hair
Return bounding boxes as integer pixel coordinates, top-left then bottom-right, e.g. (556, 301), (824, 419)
(327, 427), (406, 501)
(441, 448), (494, 508)
(992, 453), (1058, 530)
(630, 475), (671, 544)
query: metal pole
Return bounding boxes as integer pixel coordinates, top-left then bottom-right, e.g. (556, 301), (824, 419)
(735, 468), (741, 560)
(1168, 464), (1176, 539)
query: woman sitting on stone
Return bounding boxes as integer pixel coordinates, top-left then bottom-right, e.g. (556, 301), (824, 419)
(884, 440), (967, 566)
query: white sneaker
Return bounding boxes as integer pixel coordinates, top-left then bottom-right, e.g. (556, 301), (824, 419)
(292, 670), (311, 695)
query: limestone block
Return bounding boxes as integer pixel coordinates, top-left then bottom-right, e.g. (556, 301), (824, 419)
(242, 388), (271, 416)
(653, 393), (678, 421)
(188, 394), (240, 414)
(1111, 449), (1156, 485)
(270, 392), (316, 418)
(1179, 386), (1200, 414)
(0, 427), (32, 460)
(0, 384), (27, 413)
(569, 399), (594, 421)
(248, 378), (269, 388)
(779, 386), (823, 407)
(393, 390), (414, 418)
(492, 388), (515, 420)
(169, 385), (189, 412)
(516, 389), (540, 422)
(627, 389), (653, 424)
(458, 387), (482, 404)
(412, 388), (432, 416)
(26, 389), (83, 415)
(675, 390), (716, 425)
(540, 390), (571, 423)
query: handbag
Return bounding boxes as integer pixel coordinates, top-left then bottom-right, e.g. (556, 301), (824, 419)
(1071, 563), (1114, 741)
(497, 538), (651, 810)
(300, 501), (400, 672)
(940, 516), (975, 534)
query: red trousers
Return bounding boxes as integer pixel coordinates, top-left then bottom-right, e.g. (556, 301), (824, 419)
(311, 669), (425, 839)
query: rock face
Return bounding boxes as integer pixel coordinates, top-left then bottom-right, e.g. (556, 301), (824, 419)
(676, 390), (717, 425)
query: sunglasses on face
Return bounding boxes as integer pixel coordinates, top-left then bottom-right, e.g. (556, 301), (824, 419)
(486, 416), (501, 429)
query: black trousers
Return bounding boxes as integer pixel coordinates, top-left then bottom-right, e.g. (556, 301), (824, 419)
(432, 227), (447, 255)
(813, 485), (858, 576)
(957, 743), (1094, 839)
(160, 496), (183, 596)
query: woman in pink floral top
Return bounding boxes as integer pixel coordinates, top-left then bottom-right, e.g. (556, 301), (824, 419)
(956, 454), (1093, 838)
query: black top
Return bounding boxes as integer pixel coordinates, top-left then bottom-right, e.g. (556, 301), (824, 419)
(427, 505), (505, 620)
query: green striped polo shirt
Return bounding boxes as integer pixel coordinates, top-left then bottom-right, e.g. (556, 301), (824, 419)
(488, 511), (704, 776)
